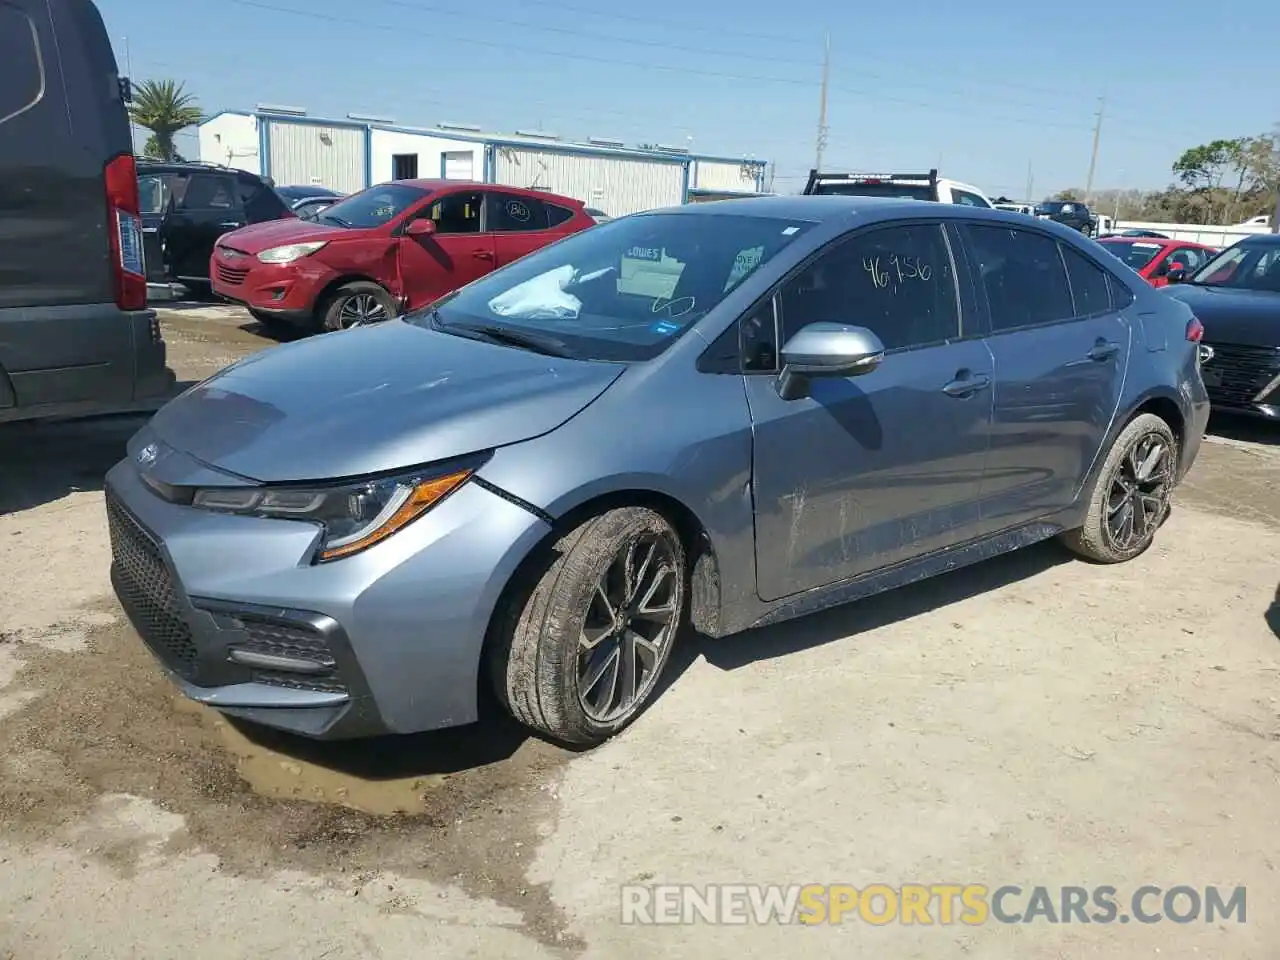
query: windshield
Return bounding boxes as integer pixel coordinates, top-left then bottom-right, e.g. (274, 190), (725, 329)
(314, 183), (429, 228)
(1189, 241), (1280, 291)
(811, 182), (933, 201)
(408, 213), (814, 362)
(1100, 239), (1165, 270)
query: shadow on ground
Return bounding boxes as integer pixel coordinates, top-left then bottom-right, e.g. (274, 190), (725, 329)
(1266, 583), (1280, 641)
(0, 382), (198, 515)
(1208, 412), (1278, 445)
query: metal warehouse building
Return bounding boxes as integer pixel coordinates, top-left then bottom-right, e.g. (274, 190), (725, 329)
(198, 107), (768, 217)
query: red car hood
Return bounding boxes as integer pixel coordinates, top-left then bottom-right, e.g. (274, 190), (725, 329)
(217, 218), (348, 255)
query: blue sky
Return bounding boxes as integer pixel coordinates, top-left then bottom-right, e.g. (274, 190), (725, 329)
(101, 0), (1277, 198)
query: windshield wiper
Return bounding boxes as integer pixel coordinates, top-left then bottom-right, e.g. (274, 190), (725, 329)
(319, 213), (351, 227)
(444, 321), (574, 358)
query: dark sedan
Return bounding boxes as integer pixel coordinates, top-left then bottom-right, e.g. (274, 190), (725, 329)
(274, 184), (343, 220)
(1166, 234), (1280, 417)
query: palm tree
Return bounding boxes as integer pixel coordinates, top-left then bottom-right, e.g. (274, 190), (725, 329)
(128, 79), (202, 162)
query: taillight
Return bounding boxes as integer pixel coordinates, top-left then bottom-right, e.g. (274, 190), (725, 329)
(105, 153), (146, 311)
(1185, 316), (1204, 342)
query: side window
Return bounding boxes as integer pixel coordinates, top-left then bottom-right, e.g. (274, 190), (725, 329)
(179, 174), (237, 211)
(778, 223), (960, 351)
(1060, 244), (1112, 317)
(486, 193), (549, 232)
(1107, 273), (1134, 310)
(952, 189), (989, 208)
(740, 298), (779, 373)
(0, 4), (42, 123)
(428, 191), (482, 234)
(965, 225), (1074, 332)
(239, 178), (289, 223)
(138, 175), (170, 215)
(545, 203), (576, 228)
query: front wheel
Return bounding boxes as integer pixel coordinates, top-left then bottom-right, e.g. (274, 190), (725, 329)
(319, 281), (398, 333)
(489, 507), (686, 746)
(1060, 413), (1177, 563)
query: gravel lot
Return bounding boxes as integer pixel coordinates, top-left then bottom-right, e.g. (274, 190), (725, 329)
(1, 305), (1278, 959)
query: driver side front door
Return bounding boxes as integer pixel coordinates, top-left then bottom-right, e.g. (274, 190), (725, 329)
(745, 222), (996, 601)
(397, 190), (496, 309)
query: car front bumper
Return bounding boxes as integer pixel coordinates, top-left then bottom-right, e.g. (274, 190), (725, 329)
(209, 253), (330, 319)
(103, 458), (551, 739)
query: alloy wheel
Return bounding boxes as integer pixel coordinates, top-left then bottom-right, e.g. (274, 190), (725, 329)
(337, 293), (389, 328)
(577, 534), (680, 723)
(1104, 431), (1173, 552)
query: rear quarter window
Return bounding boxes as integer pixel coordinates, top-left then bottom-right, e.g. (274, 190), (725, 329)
(0, 2), (44, 124)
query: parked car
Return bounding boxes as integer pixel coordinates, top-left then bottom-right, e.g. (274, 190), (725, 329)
(1035, 200), (1094, 235)
(1100, 229), (1171, 240)
(275, 184), (344, 221)
(107, 198), (1208, 747)
(584, 206), (612, 224)
(1097, 236), (1217, 287)
(994, 202), (1036, 216)
(803, 169), (993, 207)
(1165, 234), (1280, 417)
(0, 0), (173, 424)
(138, 160), (295, 296)
(210, 180), (595, 332)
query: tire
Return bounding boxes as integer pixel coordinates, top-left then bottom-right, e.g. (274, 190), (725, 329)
(1060, 413), (1177, 563)
(489, 507), (686, 746)
(318, 281), (397, 333)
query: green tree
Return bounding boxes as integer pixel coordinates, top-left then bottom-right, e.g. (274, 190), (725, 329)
(128, 79), (201, 162)
(1051, 188), (1083, 201)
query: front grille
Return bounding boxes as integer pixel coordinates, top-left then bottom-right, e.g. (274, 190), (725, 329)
(215, 261), (248, 285)
(1203, 342), (1280, 408)
(106, 492), (199, 676)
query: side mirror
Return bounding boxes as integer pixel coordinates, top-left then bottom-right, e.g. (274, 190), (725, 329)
(405, 218), (437, 237)
(1166, 265), (1188, 284)
(776, 322), (885, 401)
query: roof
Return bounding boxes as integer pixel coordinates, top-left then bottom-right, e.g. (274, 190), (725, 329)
(368, 178), (585, 203)
(200, 109), (769, 167)
(650, 194), (1038, 225)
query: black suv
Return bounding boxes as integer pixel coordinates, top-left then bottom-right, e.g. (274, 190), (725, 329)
(0, 0), (173, 424)
(138, 161), (293, 295)
(1035, 200), (1094, 236)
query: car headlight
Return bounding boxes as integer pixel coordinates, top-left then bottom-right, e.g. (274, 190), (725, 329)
(257, 241), (328, 264)
(191, 466), (475, 561)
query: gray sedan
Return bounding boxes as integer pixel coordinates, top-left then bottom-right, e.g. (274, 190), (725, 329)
(105, 197), (1207, 747)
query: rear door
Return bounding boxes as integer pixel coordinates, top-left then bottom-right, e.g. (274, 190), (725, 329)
(162, 171), (245, 282)
(959, 222), (1132, 531)
(0, 0), (140, 410)
(487, 191), (559, 268)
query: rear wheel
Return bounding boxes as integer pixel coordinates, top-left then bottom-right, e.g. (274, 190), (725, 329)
(489, 507), (686, 746)
(1061, 413), (1177, 563)
(318, 281), (397, 333)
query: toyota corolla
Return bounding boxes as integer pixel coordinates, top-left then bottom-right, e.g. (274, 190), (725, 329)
(107, 198), (1208, 747)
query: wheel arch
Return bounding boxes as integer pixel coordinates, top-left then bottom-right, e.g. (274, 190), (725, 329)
(1076, 385), (1187, 512)
(314, 274), (397, 313)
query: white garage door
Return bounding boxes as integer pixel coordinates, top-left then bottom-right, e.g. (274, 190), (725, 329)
(266, 121), (365, 194)
(442, 150), (474, 180)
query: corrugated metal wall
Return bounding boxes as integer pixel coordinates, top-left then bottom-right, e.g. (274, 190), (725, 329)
(266, 121), (365, 193)
(492, 146), (685, 217)
(695, 160), (762, 193)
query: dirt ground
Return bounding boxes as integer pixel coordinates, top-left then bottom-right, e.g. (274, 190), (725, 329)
(1, 305), (1278, 959)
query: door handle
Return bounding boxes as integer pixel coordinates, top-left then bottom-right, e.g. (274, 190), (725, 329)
(472, 249), (494, 261)
(942, 373), (991, 397)
(1088, 340), (1120, 361)
(219, 221), (245, 229)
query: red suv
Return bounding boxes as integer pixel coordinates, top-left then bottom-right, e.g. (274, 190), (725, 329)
(209, 180), (596, 332)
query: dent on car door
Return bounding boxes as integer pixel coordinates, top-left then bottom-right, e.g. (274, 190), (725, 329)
(961, 224), (1131, 530)
(744, 222), (996, 602)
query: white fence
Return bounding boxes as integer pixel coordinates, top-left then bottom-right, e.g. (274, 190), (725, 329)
(1114, 220), (1274, 247)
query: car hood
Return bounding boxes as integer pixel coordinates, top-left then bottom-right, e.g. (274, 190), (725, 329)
(217, 218), (347, 254)
(1165, 284), (1280, 347)
(147, 321), (624, 482)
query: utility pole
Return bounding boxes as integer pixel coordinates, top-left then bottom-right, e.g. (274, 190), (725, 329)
(814, 32), (830, 171)
(1024, 159), (1034, 203)
(122, 35), (137, 153)
(1084, 96), (1105, 203)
